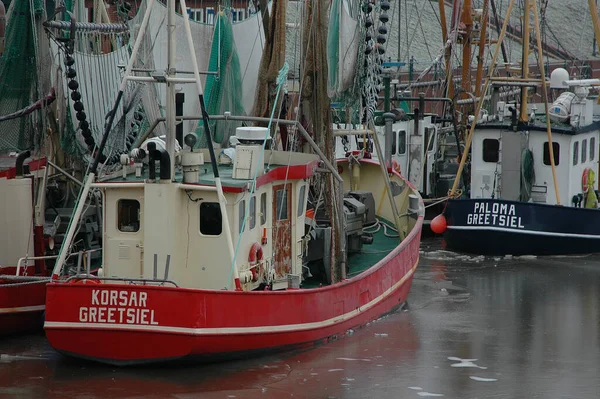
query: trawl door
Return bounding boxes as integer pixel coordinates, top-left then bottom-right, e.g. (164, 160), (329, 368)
(272, 183), (292, 278)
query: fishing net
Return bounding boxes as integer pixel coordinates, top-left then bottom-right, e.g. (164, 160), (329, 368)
(0, 0), (45, 152)
(196, 10), (245, 148)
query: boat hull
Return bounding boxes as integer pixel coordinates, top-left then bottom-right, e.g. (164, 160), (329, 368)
(444, 198), (600, 255)
(0, 276), (46, 335)
(44, 219), (422, 365)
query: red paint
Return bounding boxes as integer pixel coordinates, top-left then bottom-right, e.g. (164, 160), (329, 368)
(33, 225), (45, 275)
(0, 157), (46, 179)
(44, 211), (423, 365)
(0, 277), (46, 336)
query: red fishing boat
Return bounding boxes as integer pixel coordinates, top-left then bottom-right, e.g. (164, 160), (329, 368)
(43, 0), (423, 365)
(0, 154), (49, 335)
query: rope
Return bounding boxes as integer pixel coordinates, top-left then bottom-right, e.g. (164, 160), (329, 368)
(227, 62), (289, 288)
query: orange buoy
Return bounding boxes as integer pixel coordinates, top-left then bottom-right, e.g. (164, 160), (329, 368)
(430, 214), (447, 234)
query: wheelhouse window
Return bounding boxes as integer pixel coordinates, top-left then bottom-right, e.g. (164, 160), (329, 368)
(582, 139), (588, 163)
(482, 139), (500, 162)
(200, 202), (222, 236)
(276, 189), (289, 221)
(239, 200), (246, 233)
(297, 185), (306, 217)
(391, 131), (397, 155)
(543, 142), (560, 166)
(573, 141), (579, 165)
(591, 137), (596, 161)
(426, 127), (436, 152)
(260, 192), (267, 225)
(249, 196), (256, 230)
(118, 199), (140, 232)
(398, 130), (406, 154)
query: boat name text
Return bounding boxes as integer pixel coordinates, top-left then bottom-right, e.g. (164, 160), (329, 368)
(466, 202), (524, 229)
(78, 290), (159, 325)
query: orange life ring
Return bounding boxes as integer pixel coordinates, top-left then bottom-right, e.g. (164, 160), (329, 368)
(583, 168), (590, 193)
(71, 278), (102, 285)
(248, 242), (264, 282)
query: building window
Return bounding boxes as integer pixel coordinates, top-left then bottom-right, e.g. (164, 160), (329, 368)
(582, 139), (588, 163)
(239, 200), (246, 233)
(482, 139), (500, 162)
(391, 131), (397, 155)
(260, 192), (267, 225)
(591, 137), (596, 161)
(249, 196), (256, 230)
(200, 202), (222, 236)
(276, 189), (288, 221)
(543, 142), (560, 166)
(206, 7), (215, 24)
(297, 185), (306, 217)
(573, 141), (579, 165)
(398, 130), (406, 154)
(118, 199), (140, 232)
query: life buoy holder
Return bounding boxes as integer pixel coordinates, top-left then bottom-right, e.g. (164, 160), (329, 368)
(583, 168), (591, 193)
(248, 242), (264, 282)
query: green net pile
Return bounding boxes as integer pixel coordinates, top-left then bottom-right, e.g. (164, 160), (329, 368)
(0, 0), (45, 152)
(196, 9), (245, 148)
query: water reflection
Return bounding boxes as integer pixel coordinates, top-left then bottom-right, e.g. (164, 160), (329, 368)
(2, 243), (600, 398)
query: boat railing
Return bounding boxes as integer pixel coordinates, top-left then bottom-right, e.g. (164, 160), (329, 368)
(15, 248), (102, 276)
(64, 275), (179, 287)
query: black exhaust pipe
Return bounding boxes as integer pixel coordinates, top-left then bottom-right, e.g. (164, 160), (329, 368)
(15, 150), (31, 178)
(146, 142), (171, 181)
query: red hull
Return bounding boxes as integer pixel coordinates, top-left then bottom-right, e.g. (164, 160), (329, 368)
(0, 276), (46, 335)
(45, 217), (423, 365)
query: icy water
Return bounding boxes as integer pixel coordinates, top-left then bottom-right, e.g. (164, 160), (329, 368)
(2, 238), (600, 398)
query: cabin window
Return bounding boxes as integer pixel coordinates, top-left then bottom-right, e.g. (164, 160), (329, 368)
(591, 137), (596, 161)
(249, 196), (256, 230)
(482, 139), (500, 163)
(543, 142), (560, 166)
(573, 141), (579, 165)
(239, 200), (246, 233)
(118, 199), (140, 232)
(398, 130), (406, 154)
(391, 131), (397, 155)
(200, 202), (222, 236)
(426, 127), (436, 152)
(260, 192), (267, 225)
(582, 139), (588, 163)
(276, 189), (289, 221)
(297, 185), (306, 217)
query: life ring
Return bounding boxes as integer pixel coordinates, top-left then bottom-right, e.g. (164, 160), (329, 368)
(583, 168), (591, 193)
(248, 242), (264, 282)
(71, 278), (102, 285)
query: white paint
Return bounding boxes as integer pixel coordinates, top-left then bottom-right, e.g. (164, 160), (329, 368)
(328, 369), (344, 372)
(336, 357), (371, 362)
(408, 386), (423, 390)
(417, 392), (444, 397)
(447, 225), (600, 240)
(470, 376), (498, 382)
(47, 261), (419, 335)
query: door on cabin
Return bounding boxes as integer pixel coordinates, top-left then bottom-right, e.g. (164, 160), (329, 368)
(272, 183), (292, 278)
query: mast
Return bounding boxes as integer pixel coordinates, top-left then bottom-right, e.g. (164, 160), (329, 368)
(474, 0), (489, 98)
(460, 0), (473, 112)
(519, 0), (531, 123)
(166, 0), (176, 178)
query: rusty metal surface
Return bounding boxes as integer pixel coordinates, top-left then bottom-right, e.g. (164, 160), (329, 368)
(272, 183), (292, 278)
